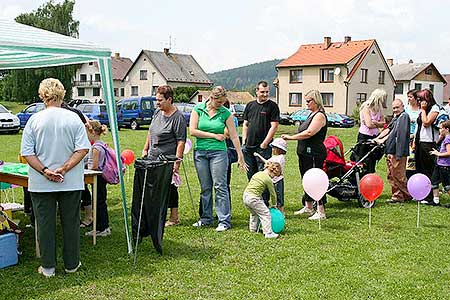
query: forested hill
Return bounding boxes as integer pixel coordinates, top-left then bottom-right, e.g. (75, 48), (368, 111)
(208, 59), (283, 96)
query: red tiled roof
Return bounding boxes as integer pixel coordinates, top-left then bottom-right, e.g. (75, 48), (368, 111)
(111, 57), (133, 80)
(443, 74), (450, 102)
(277, 39), (375, 67)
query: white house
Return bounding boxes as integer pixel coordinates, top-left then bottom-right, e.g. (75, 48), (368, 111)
(72, 53), (133, 102)
(121, 48), (212, 98)
(389, 60), (447, 104)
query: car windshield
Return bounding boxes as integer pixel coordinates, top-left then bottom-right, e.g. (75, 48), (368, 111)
(100, 105), (107, 113)
(233, 104), (245, 113)
(142, 100), (152, 110)
(0, 105), (8, 113)
(81, 105), (94, 113)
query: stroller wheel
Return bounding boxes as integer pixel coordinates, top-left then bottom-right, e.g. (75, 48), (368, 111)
(357, 192), (376, 208)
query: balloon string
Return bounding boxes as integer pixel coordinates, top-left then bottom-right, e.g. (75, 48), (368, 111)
(417, 200), (420, 228)
(369, 207), (371, 229)
(318, 217), (321, 230)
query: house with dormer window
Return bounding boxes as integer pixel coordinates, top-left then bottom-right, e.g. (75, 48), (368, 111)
(276, 37), (395, 114)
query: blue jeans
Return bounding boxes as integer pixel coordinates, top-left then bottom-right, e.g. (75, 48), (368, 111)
(194, 150), (231, 227)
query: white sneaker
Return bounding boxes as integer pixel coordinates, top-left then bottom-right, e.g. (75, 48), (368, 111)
(192, 220), (208, 227)
(265, 232), (279, 239)
(294, 207), (314, 216)
(38, 266), (55, 278)
(308, 212), (326, 220)
(215, 224), (229, 232)
(65, 262), (81, 273)
(85, 227), (111, 237)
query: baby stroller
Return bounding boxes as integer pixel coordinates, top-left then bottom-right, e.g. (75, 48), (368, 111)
(323, 136), (385, 208)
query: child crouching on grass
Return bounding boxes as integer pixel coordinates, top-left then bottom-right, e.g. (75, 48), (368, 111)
(429, 120), (450, 206)
(85, 120), (111, 237)
(243, 161), (282, 239)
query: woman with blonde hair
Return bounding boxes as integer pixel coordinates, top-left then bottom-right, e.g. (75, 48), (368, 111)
(190, 86), (247, 232)
(357, 88), (386, 142)
(282, 89), (328, 220)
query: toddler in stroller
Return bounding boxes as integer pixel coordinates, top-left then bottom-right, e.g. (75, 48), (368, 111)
(324, 135), (384, 208)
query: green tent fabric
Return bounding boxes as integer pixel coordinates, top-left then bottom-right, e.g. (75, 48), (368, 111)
(0, 18), (132, 253)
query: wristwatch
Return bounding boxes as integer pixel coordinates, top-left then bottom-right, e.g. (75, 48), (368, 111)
(40, 166), (48, 175)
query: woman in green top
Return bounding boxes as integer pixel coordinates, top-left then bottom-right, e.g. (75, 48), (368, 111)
(190, 86), (246, 232)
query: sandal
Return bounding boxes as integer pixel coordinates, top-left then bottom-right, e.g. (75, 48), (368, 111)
(80, 220), (93, 228)
(165, 219), (181, 227)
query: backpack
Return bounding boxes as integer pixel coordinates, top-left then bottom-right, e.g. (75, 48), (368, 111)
(433, 105), (450, 129)
(93, 141), (126, 184)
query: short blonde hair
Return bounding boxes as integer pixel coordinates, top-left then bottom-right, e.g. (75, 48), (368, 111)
(305, 89), (324, 110)
(88, 120), (108, 136)
(210, 86), (227, 99)
(264, 161), (282, 177)
(38, 78), (66, 104)
(361, 88), (386, 113)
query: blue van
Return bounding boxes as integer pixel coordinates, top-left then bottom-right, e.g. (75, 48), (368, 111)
(117, 96), (156, 130)
(17, 102), (46, 128)
(77, 103), (124, 128)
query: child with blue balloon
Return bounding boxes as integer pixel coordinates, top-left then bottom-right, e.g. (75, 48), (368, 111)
(429, 120), (450, 206)
(243, 161), (282, 239)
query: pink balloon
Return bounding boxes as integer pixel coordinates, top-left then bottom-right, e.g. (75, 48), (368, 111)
(407, 173), (431, 201)
(184, 138), (192, 154)
(302, 168), (329, 201)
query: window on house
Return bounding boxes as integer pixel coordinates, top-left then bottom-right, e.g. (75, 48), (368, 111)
(320, 68), (334, 82)
(131, 86), (139, 96)
(198, 95), (203, 102)
(114, 88), (118, 97)
(94, 73), (101, 82)
(88, 62), (93, 66)
(78, 88), (85, 97)
(357, 93), (367, 103)
(321, 93), (334, 106)
(289, 93), (302, 106)
(425, 68), (432, 75)
(378, 70), (385, 84)
(289, 69), (303, 83)
(80, 74), (87, 82)
(394, 83), (404, 94)
(120, 88), (125, 97)
(140, 70), (148, 80)
(429, 84), (434, 93)
(415, 83), (422, 90)
(361, 69), (368, 83)
(93, 88), (100, 97)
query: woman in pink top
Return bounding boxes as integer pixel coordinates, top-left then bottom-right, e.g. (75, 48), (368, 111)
(357, 89), (386, 142)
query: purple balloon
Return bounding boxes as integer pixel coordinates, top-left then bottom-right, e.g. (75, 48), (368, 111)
(407, 173), (432, 201)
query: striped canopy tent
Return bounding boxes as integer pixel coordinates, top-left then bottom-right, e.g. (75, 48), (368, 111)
(0, 19), (132, 253)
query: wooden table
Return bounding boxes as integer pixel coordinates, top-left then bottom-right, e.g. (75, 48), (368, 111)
(0, 169), (103, 249)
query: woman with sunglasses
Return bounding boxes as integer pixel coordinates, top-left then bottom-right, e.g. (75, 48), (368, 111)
(282, 90), (328, 220)
(414, 89), (440, 204)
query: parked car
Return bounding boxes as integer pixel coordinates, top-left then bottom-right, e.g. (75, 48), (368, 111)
(117, 96), (156, 130)
(77, 103), (124, 128)
(68, 99), (91, 107)
(326, 113), (355, 128)
(17, 102), (46, 128)
(279, 112), (293, 125)
(0, 104), (20, 134)
(229, 104), (246, 124)
(174, 102), (195, 124)
(290, 109), (311, 126)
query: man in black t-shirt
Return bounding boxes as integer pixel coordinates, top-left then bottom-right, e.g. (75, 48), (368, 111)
(242, 81), (280, 183)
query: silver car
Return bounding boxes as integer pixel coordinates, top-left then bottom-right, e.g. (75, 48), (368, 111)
(0, 104), (20, 134)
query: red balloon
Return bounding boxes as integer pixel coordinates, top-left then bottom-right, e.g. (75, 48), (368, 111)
(121, 149), (135, 165)
(359, 173), (384, 202)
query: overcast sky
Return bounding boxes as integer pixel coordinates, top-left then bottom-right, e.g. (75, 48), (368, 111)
(1, 0), (450, 74)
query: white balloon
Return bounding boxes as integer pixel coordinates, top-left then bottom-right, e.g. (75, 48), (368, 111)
(302, 168), (329, 201)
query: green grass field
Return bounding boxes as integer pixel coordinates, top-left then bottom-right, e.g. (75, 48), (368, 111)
(1, 109), (450, 299)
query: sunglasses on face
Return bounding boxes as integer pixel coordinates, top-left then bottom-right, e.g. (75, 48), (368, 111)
(305, 99), (314, 104)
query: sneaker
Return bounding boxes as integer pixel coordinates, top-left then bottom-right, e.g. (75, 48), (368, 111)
(421, 200), (440, 206)
(215, 224), (229, 232)
(308, 212), (326, 220)
(37, 266), (55, 278)
(294, 207), (314, 216)
(192, 220), (209, 227)
(65, 261), (81, 273)
(85, 227), (111, 237)
(264, 232), (279, 239)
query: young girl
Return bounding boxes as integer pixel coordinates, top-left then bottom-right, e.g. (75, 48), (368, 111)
(243, 161), (282, 239)
(429, 120), (450, 205)
(85, 120), (111, 237)
(254, 138), (287, 213)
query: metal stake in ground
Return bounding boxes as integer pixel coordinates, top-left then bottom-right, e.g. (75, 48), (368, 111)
(133, 168), (148, 268)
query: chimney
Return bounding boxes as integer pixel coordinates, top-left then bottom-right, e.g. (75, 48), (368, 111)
(387, 58), (394, 66)
(114, 52), (120, 59)
(409, 59), (414, 64)
(164, 48), (170, 55)
(323, 36), (331, 49)
(344, 36), (351, 43)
